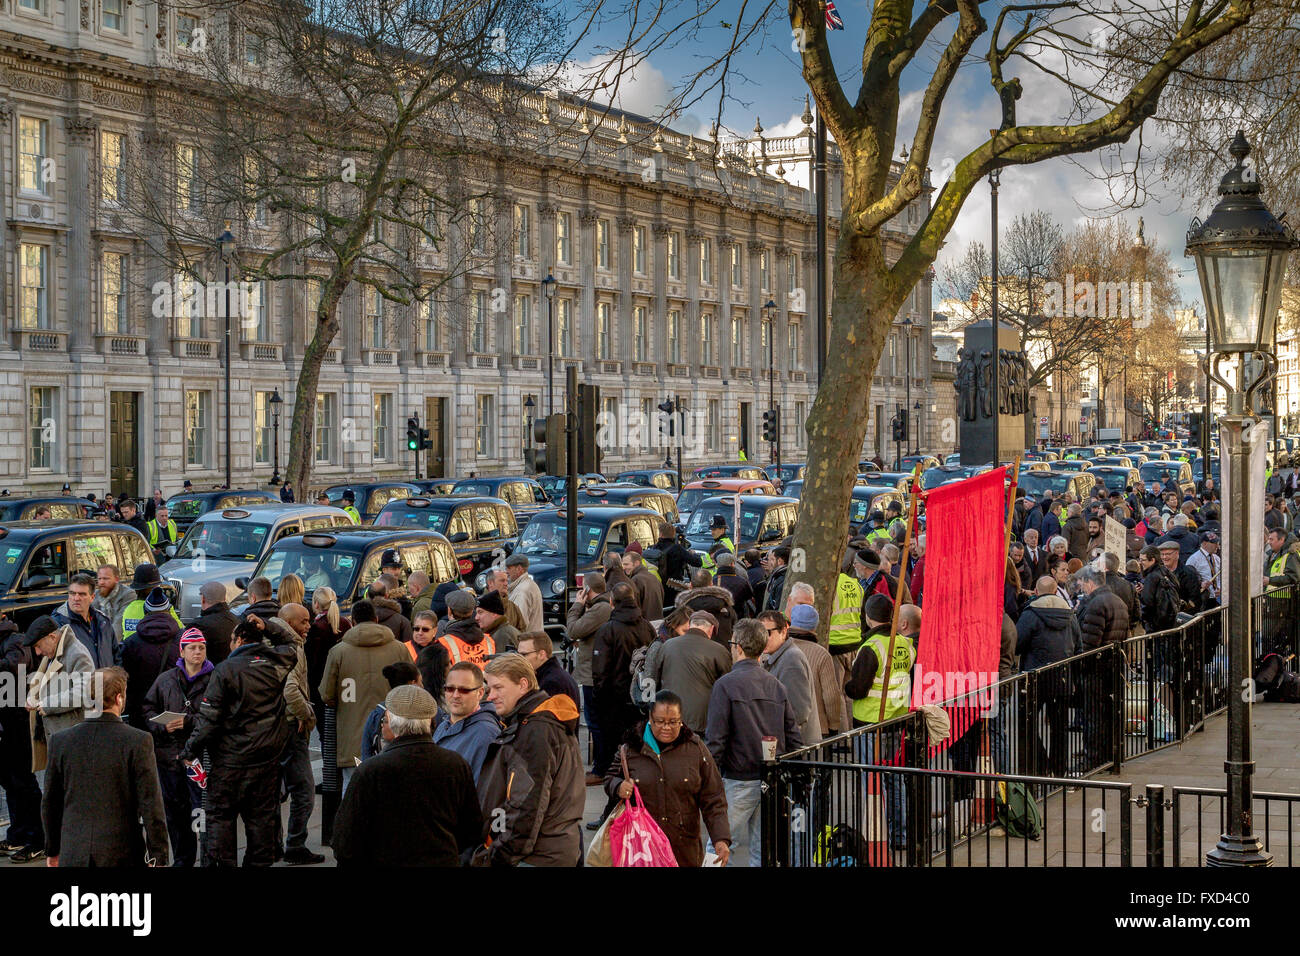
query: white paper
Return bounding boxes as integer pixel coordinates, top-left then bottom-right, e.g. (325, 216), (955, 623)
(148, 711), (187, 725)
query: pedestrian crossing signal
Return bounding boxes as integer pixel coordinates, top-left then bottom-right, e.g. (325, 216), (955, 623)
(406, 416), (420, 451)
(762, 408), (779, 444)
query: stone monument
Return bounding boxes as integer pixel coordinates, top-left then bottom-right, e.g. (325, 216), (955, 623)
(956, 321), (1028, 466)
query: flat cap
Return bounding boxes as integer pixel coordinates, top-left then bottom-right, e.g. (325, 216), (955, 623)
(446, 588), (478, 615)
(386, 685), (439, 720)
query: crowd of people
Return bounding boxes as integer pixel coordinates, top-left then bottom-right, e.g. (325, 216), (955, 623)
(1, 462), (1294, 868)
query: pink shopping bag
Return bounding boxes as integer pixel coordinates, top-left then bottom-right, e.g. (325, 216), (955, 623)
(609, 784), (678, 867)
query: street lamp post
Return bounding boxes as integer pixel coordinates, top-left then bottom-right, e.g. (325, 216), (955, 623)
(542, 271), (557, 417)
(764, 298), (779, 479)
(217, 226), (236, 490)
(902, 316), (913, 455)
(1186, 131), (1298, 868)
(524, 395), (535, 467)
(269, 388), (283, 486)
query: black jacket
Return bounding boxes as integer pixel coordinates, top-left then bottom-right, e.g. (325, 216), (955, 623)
(592, 601), (655, 702)
(714, 568), (755, 618)
(1015, 595), (1082, 670)
(195, 602), (239, 665)
(245, 598), (281, 620)
(1156, 525), (1201, 562)
(535, 656), (580, 709)
(475, 689), (584, 866)
(181, 639), (297, 768)
(142, 660), (215, 765)
(761, 564), (788, 612)
(42, 714), (170, 867)
(1139, 566), (1181, 632)
(653, 535), (703, 593)
(674, 585), (737, 644)
(372, 597), (413, 645)
(1078, 585), (1129, 648)
(332, 735), (483, 866)
(1104, 571), (1139, 626)
(121, 611), (181, 729)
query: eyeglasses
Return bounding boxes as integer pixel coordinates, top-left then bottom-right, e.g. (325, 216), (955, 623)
(649, 718), (682, 727)
(728, 640), (741, 647)
(445, 685), (481, 695)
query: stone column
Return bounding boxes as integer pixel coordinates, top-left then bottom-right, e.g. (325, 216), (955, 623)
(65, 116), (97, 354)
(578, 208), (598, 364)
(616, 215), (634, 365)
(717, 236), (736, 372)
(685, 230), (704, 368)
(652, 221), (670, 375)
(0, 100), (10, 342)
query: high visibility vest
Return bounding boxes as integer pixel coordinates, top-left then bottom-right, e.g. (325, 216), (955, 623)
(119, 598), (184, 640)
(438, 632), (496, 668)
(640, 557), (661, 582)
(828, 573), (865, 650)
(1269, 552), (1292, 599)
(867, 526), (892, 547)
(147, 518), (179, 546)
(851, 631), (915, 725)
(701, 536), (734, 571)
(343, 505), (361, 523)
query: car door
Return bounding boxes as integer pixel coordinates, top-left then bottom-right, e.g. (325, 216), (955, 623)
(625, 515), (657, 550)
(72, 531), (120, 577)
(469, 506), (503, 575)
(399, 542), (435, 582)
(446, 507), (475, 548)
(21, 536), (70, 596)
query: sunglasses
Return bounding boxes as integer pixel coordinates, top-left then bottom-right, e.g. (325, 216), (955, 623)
(413, 625), (435, 632)
(444, 685), (481, 695)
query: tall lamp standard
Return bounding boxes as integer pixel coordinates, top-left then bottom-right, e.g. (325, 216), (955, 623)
(217, 225), (236, 490)
(1186, 131), (1298, 867)
(764, 298), (779, 477)
(269, 388), (283, 486)
(901, 316), (913, 455)
(542, 271), (557, 417)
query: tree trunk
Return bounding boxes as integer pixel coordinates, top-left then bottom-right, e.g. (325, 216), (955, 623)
(286, 298), (342, 494)
(783, 229), (908, 644)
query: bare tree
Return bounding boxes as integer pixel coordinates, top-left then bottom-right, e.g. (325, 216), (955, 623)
(124, 0), (563, 492)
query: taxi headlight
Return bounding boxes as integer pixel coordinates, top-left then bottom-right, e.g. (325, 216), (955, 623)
(550, 578), (566, 595)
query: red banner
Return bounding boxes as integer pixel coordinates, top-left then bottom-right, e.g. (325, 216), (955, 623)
(911, 467), (1007, 746)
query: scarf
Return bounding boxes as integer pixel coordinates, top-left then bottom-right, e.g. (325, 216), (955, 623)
(642, 722), (661, 755)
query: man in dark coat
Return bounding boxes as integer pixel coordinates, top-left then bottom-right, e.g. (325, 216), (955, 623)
(1062, 504), (1090, 560)
(651, 520), (702, 602)
(590, 583), (655, 789)
(194, 580), (238, 664)
(121, 587), (182, 729)
(181, 618), (298, 867)
(0, 615), (44, 861)
(518, 631), (580, 710)
(1076, 567), (1130, 649)
(622, 542), (666, 622)
(475, 656), (585, 866)
(713, 552), (756, 618)
(759, 546), (791, 612)
(1016, 577), (1083, 670)
(673, 570), (737, 644)
(43, 666), (170, 867)
(1156, 514), (1201, 563)
(332, 685), (483, 866)
(1137, 546), (1180, 632)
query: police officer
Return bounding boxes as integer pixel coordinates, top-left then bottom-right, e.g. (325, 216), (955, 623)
(339, 490), (362, 524)
(146, 503), (180, 560)
(701, 515), (734, 572)
(117, 564), (184, 642)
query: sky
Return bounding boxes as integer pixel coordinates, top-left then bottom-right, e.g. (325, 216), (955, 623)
(559, 0), (1221, 311)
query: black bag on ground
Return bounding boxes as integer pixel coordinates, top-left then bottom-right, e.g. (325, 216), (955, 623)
(1253, 653), (1300, 702)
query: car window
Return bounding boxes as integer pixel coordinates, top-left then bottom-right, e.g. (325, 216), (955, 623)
(25, 539), (68, 587)
(119, 532), (153, 570)
(652, 473), (672, 489)
(73, 534), (118, 576)
(474, 507), (501, 540)
(302, 516), (334, 531)
(626, 516), (656, 548)
(47, 502), (86, 520)
(400, 544), (433, 578)
(274, 523), (300, 542)
(606, 521), (628, 548)
(430, 541), (458, 583)
(369, 487), (412, 513)
(354, 550), (385, 595)
(448, 508), (474, 540)
(496, 506), (518, 537)
(333, 514), (354, 528)
(531, 484), (548, 503)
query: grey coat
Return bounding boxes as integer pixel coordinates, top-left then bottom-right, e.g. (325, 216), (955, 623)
(93, 584), (135, 635)
(763, 638), (820, 743)
(564, 594), (612, 686)
(643, 630), (731, 733)
(33, 628), (96, 739)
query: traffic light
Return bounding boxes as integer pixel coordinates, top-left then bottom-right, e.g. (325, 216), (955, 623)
(891, 412), (905, 442)
(578, 384), (601, 475)
(658, 398), (675, 437)
(899, 408), (909, 442)
(527, 413), (567, 474)
(762, 408), (779, 443)
(1188, 411), (1203, 445)
(406, 416), (420, 451)
(419, 428), (432, 450)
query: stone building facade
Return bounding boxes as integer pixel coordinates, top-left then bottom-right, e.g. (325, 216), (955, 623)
(0, 0), (936, 498)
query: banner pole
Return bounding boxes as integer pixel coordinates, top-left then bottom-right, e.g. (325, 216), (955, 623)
(1004, 455), (1021, 558)
(877, 462), (924, 724)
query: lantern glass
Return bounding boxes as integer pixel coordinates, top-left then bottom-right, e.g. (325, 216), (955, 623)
(1196, 246), (1288, 352)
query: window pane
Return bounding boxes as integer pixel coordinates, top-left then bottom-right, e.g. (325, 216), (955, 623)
(185, 391), (207, 467)
(20, 244), (48, 330)
(102, 253), (126, 333)
(101, 131), (125, 202)
(19, 117), (47, 194)
(515, 295), (530, 353)
(29, 387), (53, 470)
(373, 393), (391, 460)
(315, 394), (334, 463)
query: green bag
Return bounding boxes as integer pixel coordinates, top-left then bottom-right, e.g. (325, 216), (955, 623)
(994, 781), (1043, 840)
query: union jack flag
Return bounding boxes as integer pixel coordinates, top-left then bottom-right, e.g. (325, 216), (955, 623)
(825, 1), (845, 30)
(187, 759), (208, 790)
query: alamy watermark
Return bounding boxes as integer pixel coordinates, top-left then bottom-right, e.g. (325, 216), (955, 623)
(1041, 274), (1154, 328)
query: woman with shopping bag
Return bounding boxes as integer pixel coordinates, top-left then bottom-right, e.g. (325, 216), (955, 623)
(597, 690), (731, 867)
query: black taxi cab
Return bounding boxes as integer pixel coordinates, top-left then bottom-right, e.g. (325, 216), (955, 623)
(323, 483), (422, 523)
(165, 489), (279, 533)
(560, 485), (680, 525)
(681, 495), (800, 554)
(450, 477), (551, 524)
(373, 495), (518, 587)
(0, 497), (99, 522)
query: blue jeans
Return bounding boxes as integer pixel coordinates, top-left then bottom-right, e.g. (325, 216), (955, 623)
(722, 778), (762, 867)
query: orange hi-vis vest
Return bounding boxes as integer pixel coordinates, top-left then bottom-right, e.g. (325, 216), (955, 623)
(438, 632), (496, 667)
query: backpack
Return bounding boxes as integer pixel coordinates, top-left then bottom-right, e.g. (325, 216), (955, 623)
(629, 642), (655, 708)
(643, 546), (670, 585)
(813, 824), (873, 866)
(994, 780), (1043, 840)
(1151, 572), (1180, 630)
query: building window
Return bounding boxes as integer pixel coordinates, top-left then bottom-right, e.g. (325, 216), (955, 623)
(472, 290), (487, 352)
(245, 31), (265, 67)
(514, 203), (530, 259)
(19, 244), (48, 330)
(18, 0), (47, 12)
(597, 219), (610, 270)
(667, 309), (681, 364)
(633, 306), (647, 362)
(731, 315), (745, 368)
(466, 197), (485, 254)
(367, 287), (385, 348)
(788, 255), (798, 295)
(373, 392), (392, 461)
(760, 250), (770, 291)
(731, 245), (742, 288)
(699, 238), (712, 284)
(788, 323), (801, 371)
(177, 15), (200, 50)
(101, 131), (126, 203)
(177, 273), (202, 338)
(514, 294), (531, 354)
(176, 143), (198, 212)
(634, 225), (646, 274)
(421, 294), (441, 351)
(557, 299), (572, 356)
(888, 334), (897, 375)
(597, 302), (611, 360)
(254, 391), (272, 465)
(185, 390), (209, 467)
(421, 199), (439, 248)
(708, 399), (720, 453)
(556, 211), (572, 264)
(101, 252), (127, 334)
(28, 387), (55, 471)
(475, 395), (495, 458)
(668, 232), (681, 280)
(701, 313), (714, 365)
(603, 396), (618, 449)
(102, 0), (126, 30)
(795, 401), (806, 448)
(641, 397), (655, 443)
(248, 280), (269, 341)
(315, 393), (336, 463)
(245, 156), (267, 224)
(19, 116), (48, 195)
